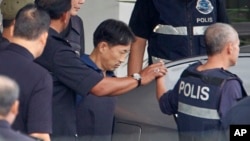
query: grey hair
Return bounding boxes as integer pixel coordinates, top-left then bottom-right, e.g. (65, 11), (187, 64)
(204, 23), (238, 56)
(0, 75), (19, 116)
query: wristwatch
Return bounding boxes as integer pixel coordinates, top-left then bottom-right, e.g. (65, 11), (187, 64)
(131, 73), (141, 87)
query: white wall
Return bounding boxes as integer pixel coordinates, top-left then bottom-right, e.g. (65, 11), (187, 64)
(79, 0), (120, 54)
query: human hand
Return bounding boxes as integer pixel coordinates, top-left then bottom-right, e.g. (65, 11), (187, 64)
(139, 61), (167, 85)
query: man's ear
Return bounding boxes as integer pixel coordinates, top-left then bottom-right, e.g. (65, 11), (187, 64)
(40, 32), (48, 46)
(61, 11), (70, 24)
(226, 42), (234, 55)
(10, 100), (19, 116)
(9, 20), (16, 37)
(61, 12), (67, 23)
(98, 42), (109, 53)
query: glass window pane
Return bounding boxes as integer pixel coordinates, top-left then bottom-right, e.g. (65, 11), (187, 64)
(226, 0), (250, 49)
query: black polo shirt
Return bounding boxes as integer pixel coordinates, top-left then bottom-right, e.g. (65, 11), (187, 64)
(35, 28), (103, 139)
(0, 43), (53, 134)
(0, 120), (36, 141)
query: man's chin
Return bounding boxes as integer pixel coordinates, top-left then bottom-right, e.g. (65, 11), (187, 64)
(70, 11), (78, 16)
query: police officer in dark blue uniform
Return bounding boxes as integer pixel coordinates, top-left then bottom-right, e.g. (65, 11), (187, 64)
(156, 23), (247, 141)
(61, 0), (85, 57)
(61, 15), (84, 57)
(127, 0), (229, 75)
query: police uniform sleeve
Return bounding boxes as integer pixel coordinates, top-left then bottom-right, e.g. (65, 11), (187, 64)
(27, 72), (53, 133)
(53, 47), (103, 96)
(129, 0), (159, 39)
(158, 82), (179, 115)
(219, 79), (243, 118)
(216, 0), (229, 23)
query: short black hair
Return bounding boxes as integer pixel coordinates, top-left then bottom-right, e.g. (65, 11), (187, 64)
(35, 0), (71, 19)
(14, 4), (50, 40)
(93, 19), (135, 47)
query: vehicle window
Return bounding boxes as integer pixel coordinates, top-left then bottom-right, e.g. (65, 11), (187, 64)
(226, 0), (250, 48)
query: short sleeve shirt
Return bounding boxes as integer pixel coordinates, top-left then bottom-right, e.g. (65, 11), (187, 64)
(35, 28), (103, 137)
(0, 44), (53, 134)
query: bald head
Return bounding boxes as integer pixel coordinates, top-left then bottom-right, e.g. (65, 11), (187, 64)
(204, 23), (239, 56)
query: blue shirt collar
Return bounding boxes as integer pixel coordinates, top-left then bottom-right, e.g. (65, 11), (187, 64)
(80, 54), (115, 77)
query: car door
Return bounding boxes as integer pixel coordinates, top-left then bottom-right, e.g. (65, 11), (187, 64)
(113, 53), (250, 141)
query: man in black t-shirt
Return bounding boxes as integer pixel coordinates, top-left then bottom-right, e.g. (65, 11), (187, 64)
(0, 4), (52, 141)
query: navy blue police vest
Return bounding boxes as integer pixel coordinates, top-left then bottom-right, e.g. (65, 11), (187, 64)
(149, 0), (219, 61)
(176, 62), (247, 141)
